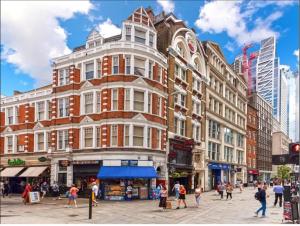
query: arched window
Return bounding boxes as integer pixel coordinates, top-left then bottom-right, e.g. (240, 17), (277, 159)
(194, 58), (201, 72)
(176, 42), (187, 59)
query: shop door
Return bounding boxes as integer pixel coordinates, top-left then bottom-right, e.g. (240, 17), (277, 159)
(212, 169), (221, 189)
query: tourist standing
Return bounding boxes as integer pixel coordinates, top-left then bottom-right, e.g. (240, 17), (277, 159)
(92, 182), (99, 206)
(273, 183), (284, 207)
(68, 184), (79, 208)
(194, 185), (201, 207)
(255, 185), (269, 217)
(51, 181), (60, 200)
(176, 185), (187, 209)
(226, 182), (233, 200)
(159, 185), (168, 210)
(172, 181), (180, 200)
(218, 182), (225, 199)
(22, 183), (32, 205)
(40, 181), (49, 199)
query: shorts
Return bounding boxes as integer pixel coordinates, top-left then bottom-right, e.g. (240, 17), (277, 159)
(179, 194), (185, 200)
(69, 195), (77, 200)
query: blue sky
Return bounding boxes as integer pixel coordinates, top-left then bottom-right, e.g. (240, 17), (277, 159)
(1, 0), (299, 96)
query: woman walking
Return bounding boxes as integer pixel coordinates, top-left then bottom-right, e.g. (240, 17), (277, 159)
(92, 182), (99, 206)
(159, 185), (168, 210)
(176, 185), (187, 209)
(22, 183), (32, 205)
(68, 184), (79, 208)
(226, 182), (233, 200)
(195, 185), (201, 207)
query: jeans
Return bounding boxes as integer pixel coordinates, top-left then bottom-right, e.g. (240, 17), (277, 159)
(274, 193), (283, 207)
(256, 200), (266, 216)
(175, 190), (179, 199)
(195, 195), (200, 206)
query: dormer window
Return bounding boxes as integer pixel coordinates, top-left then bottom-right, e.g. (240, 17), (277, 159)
(88, 42), (95, 48)
(135, 28), (146, 44)
(126, 26), (131, 41)
(149, 32), (154, 47)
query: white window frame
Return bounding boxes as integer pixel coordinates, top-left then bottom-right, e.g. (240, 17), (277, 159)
(83, 127), (93, 148)
(58, 68), (70, 86)
(111, 89), (118, 111)
(84, 92), (94, 114)
(36, 101), (45, 121)
(57, 130), (69, 150)
(111, 125), (118, 147)
(112, 56), (119, 75)
(58, 97), (70, 118)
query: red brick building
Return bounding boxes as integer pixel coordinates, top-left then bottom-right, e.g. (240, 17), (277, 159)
(1, 8), (168, 199)
(246, 103), (258, 182)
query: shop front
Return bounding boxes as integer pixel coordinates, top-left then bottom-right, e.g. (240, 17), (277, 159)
(0, 155), (50, 193)
(97, 165), (157, 201)
(247, 169), (259, 183)
(208, 162), (230, 189)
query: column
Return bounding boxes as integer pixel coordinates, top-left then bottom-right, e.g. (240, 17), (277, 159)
(67, 164), (73, 187)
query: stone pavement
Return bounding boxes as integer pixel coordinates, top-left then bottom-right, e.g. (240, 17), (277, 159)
(0, 187), (285, 224)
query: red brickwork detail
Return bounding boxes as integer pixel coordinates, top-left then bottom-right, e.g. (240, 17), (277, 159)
(118, 124), (124, 147)
(152, 128), (158, 149)
(53, 69), (58, 86)
(119, 54), (125, 74)
(0, 137), (4, 154)
(0, 112), (5, 127)
(118, 88), (125, 110)
(18, 105), (26, 124)
(27, 134), (34, 152)
(51, 130), (57, 148)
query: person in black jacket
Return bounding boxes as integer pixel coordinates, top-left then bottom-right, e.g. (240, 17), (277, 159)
(255, 185), (268, 217)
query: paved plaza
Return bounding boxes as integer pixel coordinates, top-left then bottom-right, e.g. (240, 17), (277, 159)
(1, 187), (284, 224)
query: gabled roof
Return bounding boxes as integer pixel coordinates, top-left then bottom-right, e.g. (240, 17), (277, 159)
(126, 7), (155, 30)
(207, 41), (226, 61)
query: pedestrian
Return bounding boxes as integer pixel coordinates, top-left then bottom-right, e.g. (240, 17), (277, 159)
(0, 180), (4, 197)
(92, 182), (99, 206)
(273, 182), (284, 207)
(40, 181), (49, 199)
(172, 181), (180, 200)
(257, 182), (262, 192)
(51, 181), (60, 200)
(226, 182), (233, 200)
(176, 185), (187, 209)
(3, 181), (10, 198)
(194, 185), (201, 207)
(239, 181), (243, 193)
(218, 182), (225, 199)
(67, 184), (79, 208)
(22, 183), (32, 205)
(159, 185), (168, 210)
(255, 185), (269, 217)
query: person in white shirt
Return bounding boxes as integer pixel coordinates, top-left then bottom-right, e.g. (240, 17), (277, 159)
(92, 182), (99, 206)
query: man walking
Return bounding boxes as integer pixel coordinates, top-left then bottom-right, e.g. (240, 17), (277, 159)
(172, 181), (180, 200)
(273, 182), (284, 207)
(255, 185), (268, 217)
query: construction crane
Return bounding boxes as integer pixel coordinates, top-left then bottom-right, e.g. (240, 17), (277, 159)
(242, 43), (252, 74)
(247, 52), (259, 95)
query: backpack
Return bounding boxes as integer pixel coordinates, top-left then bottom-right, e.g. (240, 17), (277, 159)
(254, 191), (261, 201)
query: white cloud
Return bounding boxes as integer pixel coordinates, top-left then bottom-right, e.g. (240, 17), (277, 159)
(96, 18), (121, 38)
(1, 1), (93, 86)
(195, 1), (283, 46)
(224, 42), (235, 52)
(157, 0), (175, 13)
(294, 49), (299, 62)
(280, 64), (290, 71)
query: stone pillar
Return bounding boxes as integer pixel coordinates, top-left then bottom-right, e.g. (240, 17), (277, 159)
(67, 164), (73, 187)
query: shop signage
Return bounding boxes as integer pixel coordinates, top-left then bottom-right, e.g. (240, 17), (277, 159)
(72, 160), (100, 165)
(8, 158), (25, 166)
(208, 163), (230, 170)
(29, 192), (40, 203)
(59, 160), (70, 167)
(38, 157), (48, 162)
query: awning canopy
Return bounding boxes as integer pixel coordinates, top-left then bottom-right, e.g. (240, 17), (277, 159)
(19, 166), (48, 177)
(0, 167), (24, 177)
(97, 166), (157, 179)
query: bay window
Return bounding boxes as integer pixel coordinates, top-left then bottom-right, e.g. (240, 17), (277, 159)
(134, 57), (145, 76)
(134, 28), (146, 44)
(148, 61), (153, 79)
(149, 32), (154, 47)
(125, 26), (131, 41)
(96, 92), (101, 112)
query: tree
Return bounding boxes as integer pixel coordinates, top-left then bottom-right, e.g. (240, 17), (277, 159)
(277, 165), (292, 181)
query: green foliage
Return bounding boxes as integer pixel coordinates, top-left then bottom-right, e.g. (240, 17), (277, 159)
(277, 165), (292, 180)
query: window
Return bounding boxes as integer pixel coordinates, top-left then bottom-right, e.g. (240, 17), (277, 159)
(125, 26), (131, 41)
(134, 57), (145, 76)
(237, 133), (244, 147)
(112, 56), (119, 74)
(96, 127), (101, 147)
(156, 66), (162, 83)
(174, 117), (178, 134)
(194, 102), (200, 115)
(134, 90), (144, 111)
(175, 64), (186, 81)
(224, 128), (234, 145)
(147, 127), (151, 148)
(180, 120), (185, 136)
(7, 107), (13, 125)
(84, 127), (93, 148)
(208, 120), (220, 139)
(58, 130), (69, 150)
(224, 146), (233, 162)
(148, 93), (152, 114)
(84, 93), (93, 114)
(157, 96), (161, 116)
(148, 61), (153, 79)
(59, 68), (70, 86)
(96, 92), (101, 112)
(111, 125), (118, 146)
(97, 60), (101, 78)
(149, 32), (154, 47)
(193, 125), (200, 141)
(237, 150), (244, 164)
(133, 126), (144, 146)
(85, 62), (94, 80)
(135, 28), (146, 44)
(180, 95), (186, 107)
(58, 97), (70, 117)
(125, 56), (131, 75)
(208, 141), (220, 161)
(124, 125), (130, 146)
(157, 129), (161, 150)
(125, 89), (130, 110)
(112, 89), (118, 111)
(37, 133), (44, 151)
(37, 101), (45, 121)
(47, 100), (52, 119)
(7, 136), (13, 153)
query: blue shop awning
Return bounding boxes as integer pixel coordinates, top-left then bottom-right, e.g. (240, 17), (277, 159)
(97, 166), (157, 179)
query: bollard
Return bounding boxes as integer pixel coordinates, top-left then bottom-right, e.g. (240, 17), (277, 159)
(89, 189), (92, 219)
